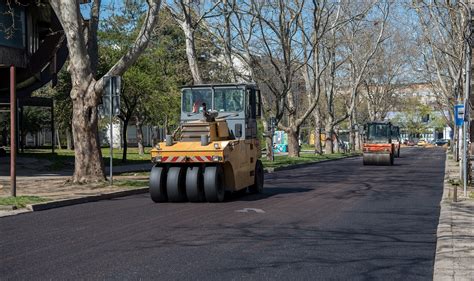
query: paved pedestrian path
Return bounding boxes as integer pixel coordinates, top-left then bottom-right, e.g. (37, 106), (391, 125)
(433, 153), (474, 281)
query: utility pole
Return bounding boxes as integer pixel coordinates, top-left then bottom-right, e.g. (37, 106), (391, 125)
(10, 65), (16, 197)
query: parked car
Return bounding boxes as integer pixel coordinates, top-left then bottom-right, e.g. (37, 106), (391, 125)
(435, 139), (449, 146)
(406, 140), (416, 146)
(417, 139), (427, 146)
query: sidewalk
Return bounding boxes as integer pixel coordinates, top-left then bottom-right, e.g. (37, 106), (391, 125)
(433, 153), (474, 281)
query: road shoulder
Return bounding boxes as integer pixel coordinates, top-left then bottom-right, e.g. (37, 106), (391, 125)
(433, 153), (474, 281)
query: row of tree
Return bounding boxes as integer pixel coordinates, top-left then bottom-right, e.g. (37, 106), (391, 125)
(36, 0), (461, 182)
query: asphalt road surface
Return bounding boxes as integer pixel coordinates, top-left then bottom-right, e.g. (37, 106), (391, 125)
(0, 147), (445, 280)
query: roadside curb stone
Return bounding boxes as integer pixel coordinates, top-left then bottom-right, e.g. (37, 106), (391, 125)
(27, 187), (149, 212)
(264, 154), (361, 173)
(0, 205), (17, 211)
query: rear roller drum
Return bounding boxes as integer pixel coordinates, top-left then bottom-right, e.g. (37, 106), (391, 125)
(167, 167), (187, 202)
(186, 166), (205, 202)
(363, 153), (392, 166)
(150, 166), (167, 203)
(249, 160), (264, 194)
(204, 165), (225, 202)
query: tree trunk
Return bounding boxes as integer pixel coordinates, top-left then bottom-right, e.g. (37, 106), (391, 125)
(334, 131), (340, 153)
(313, 113), (322, 155)
(71, 97), (105, 183)
(355, 130), (361, 151)
(66, 125), (74, 150)
(136, 120), (144, 155)
(182, 24), (202, 84)
(324, 123), (334, 154)
(122, 118), (129, 163)
(56, 128), (62, 150)
(262, 120), (273, 161)
(287, 128), (300, 157)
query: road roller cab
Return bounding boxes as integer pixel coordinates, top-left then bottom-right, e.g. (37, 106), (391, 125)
(362, 121), (395, 166)
(149, 84), (264, 202)
(391, 125), (401, 158)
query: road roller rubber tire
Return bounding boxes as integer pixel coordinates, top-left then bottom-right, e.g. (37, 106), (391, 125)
(249, 160), (264, 194)
(150, 166), (168, 203)
(186, 166), (205, 202)
(204, 165), (225, 202)
(167, 167), (187, 202)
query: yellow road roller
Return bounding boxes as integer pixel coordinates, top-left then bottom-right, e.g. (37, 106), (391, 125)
(149, 84), (264, 202)
(362, 121), (395, 166)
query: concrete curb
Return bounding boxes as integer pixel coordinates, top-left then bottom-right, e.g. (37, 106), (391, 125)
(27, 187), (149, 212)
(263, 154), (361, 173)
(433, 153), (454, 281)
(0, 205), (17, 211)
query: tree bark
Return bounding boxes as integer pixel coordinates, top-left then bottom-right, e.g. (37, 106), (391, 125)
(262, 119), (273, 161)
(287, 128), (300, 158)
(313, 112), (322, 155)
(324, 123), (334, 154)
(71, 96), (105, 183)
(136, 119), (144, 155)
(56, 128), (62, 150)
(182, 21), (202, 84)
(66, 125), (73, 150)
(121, 119), (129, 163)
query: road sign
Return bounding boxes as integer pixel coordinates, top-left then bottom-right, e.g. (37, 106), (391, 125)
(99, 76), (121, 117)
(455, 104), (465, 126)
(99, 75), (121, 186)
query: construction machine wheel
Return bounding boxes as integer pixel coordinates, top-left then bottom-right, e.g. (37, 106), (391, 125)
(150, 166), (167, 203)
(363, 153), (392, 166)
(204, 165), (225, 202)
(186, 166), (205, 202)
(249, 160), (264, 194)
(167, 167), (187, 202)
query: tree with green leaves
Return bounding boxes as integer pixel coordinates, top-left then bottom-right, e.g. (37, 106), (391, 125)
(99, 7), (190, 161)
(49, 0), (161, 183)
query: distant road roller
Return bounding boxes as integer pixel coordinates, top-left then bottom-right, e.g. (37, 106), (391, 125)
(149, 84), (264, 202)
(362, 121), (395, 166)
(391, 125), (401, 158)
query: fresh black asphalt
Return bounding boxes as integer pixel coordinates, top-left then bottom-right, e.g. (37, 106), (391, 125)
(0, 147), (445, 280)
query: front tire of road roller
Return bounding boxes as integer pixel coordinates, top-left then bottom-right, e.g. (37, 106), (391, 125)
(150, 166), (168, 203)
(167, 167), (187, 202)
(204, 165), (225, 202)
(249, 160), (264, 194)
(186, 166), (206, 202)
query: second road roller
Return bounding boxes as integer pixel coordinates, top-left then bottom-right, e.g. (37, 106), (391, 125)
(149, 83), (264, 202)
(362, 121), (395, 166)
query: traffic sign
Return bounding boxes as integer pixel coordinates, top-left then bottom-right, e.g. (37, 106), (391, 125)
(99, 76), (121, 117)
(454, 104), (465, 126)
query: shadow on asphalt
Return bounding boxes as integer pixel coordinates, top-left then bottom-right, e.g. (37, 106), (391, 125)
(226, 187), (313, 202)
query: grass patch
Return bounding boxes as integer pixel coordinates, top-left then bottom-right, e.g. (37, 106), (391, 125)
(18, 147), (152, 171)
(262, 152), (359, 169)
(114, 179), (149, 188)
(0, 196), (49, 208)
